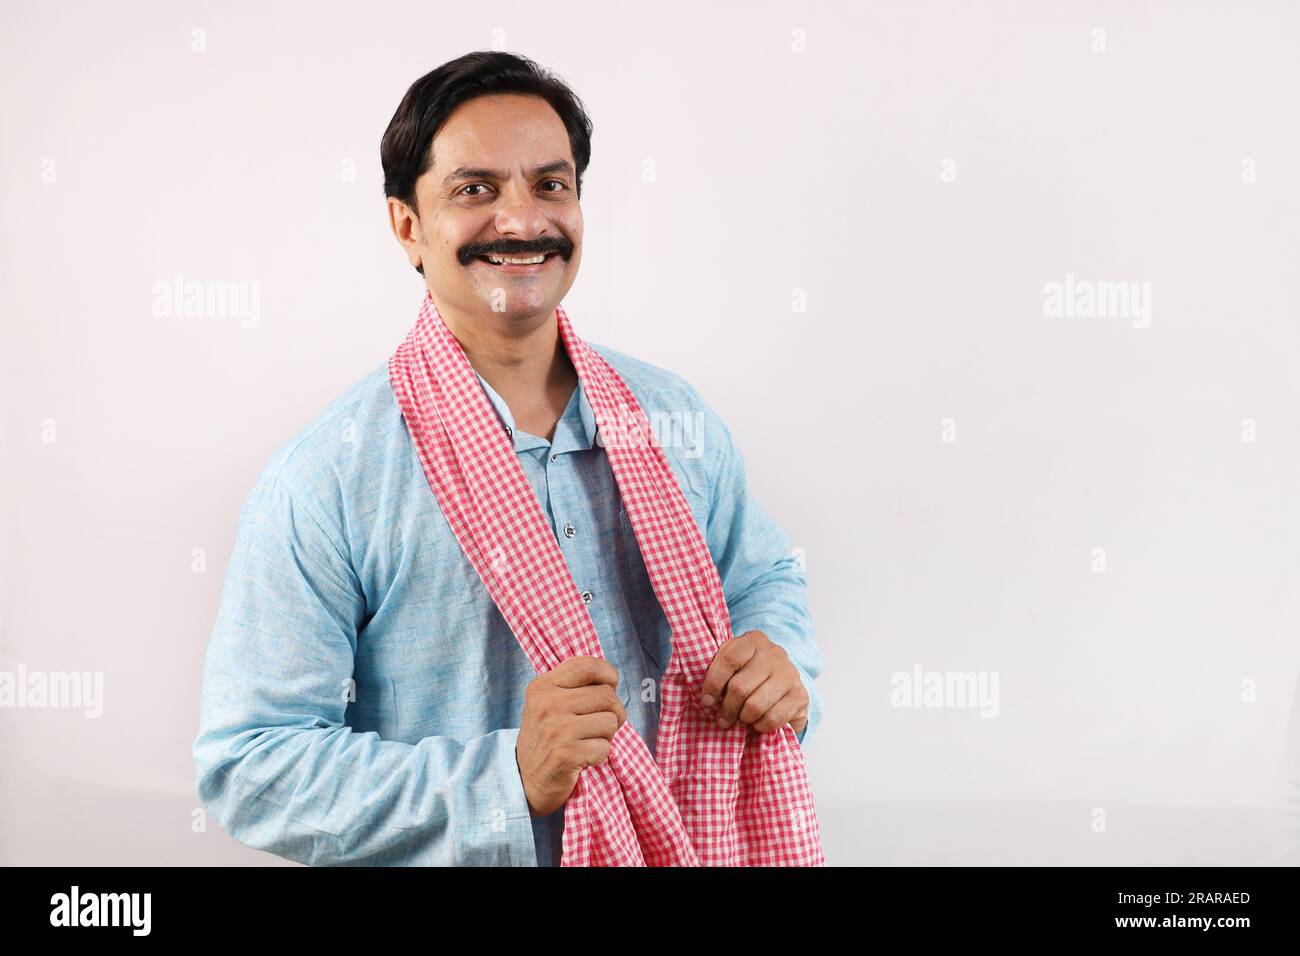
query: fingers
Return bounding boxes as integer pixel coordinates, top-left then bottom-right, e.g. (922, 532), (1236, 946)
(700, 632), (806, 734)
(546, 737), (614, 777)
(547, 655), (620, 691)
(569, 683), (627, 727)
(570, 709), (622, 742)
(722, 673), (785, 730)
(570, 737), (612, 770)
(750, 692), (805, 734)
(699, 635), (759, 709)
(715, 664), (775, 728)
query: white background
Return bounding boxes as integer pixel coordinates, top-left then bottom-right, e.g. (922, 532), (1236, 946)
(2, 0), (1297, 864)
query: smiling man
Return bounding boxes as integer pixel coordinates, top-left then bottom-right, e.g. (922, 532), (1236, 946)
(193, 51), (825, 866)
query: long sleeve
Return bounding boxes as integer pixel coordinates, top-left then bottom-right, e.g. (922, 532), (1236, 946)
(193, 467), (538, 866)
(693, 391), (826, 749)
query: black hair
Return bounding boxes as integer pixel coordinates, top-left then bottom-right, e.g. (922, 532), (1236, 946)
(380, 51), (593, 275)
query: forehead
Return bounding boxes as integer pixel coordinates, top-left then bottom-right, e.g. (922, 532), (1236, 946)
(431, 93), (573, 169)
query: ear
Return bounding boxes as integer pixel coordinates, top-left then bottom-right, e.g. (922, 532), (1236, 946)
(387, 197), (423, 274)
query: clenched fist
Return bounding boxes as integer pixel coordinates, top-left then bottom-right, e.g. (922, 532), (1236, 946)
(515, 656), (627, 818)
(698, 630), (809, 735)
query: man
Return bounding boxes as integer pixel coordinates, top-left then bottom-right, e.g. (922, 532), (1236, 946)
(193, 51), (824, 866)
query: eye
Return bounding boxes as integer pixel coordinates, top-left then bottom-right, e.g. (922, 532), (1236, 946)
(540, 179), (568, 192)
(460, 183), (491, 197)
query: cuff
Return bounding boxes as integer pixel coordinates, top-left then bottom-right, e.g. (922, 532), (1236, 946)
(467, 728), (539, 866)
(791, 662), (823, 749)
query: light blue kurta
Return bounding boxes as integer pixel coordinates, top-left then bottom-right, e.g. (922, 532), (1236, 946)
(194, 340), (824, 866)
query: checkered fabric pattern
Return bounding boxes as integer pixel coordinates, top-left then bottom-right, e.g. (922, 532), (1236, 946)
(389, 291), (825, 866)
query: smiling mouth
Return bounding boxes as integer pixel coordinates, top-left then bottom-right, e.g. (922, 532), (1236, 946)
(474, 252), (560, 267)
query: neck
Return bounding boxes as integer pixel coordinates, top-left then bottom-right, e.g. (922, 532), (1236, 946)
(434, 299), (577, 415)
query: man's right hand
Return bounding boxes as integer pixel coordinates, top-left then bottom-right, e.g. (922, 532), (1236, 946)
(515, 656), (627, 818)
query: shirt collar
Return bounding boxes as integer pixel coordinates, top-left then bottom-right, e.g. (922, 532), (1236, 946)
(473, 369), (599, 454)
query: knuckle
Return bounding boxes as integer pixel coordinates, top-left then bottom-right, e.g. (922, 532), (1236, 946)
(552, 744), (573, 771)
(565, 745), (587, 773)
(541, 718), (561, 748)
(730, 677), (756, 701)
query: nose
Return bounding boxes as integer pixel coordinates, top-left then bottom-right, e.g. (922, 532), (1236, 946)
(493, 181), (548, 239)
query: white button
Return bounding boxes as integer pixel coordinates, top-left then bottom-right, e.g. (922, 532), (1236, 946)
(563, 522), (576, 538)
(581, 590), (592, 604)
(505, 425), (513, 437)
(550, 453), (558, 462)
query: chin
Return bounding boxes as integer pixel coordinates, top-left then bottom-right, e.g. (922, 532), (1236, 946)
(484, 292), (560, 319)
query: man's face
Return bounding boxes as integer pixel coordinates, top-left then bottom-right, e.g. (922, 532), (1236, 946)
(391, 93), (583, 327)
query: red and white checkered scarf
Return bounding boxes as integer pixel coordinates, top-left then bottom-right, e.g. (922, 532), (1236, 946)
(389, 291), (825, 866)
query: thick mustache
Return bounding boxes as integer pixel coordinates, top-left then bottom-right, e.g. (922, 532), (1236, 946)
(458, 238), (573, 265)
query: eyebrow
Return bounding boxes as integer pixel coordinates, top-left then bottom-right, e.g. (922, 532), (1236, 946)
(442, 160), (575, 187)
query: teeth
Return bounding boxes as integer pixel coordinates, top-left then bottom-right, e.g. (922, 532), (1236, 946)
(487, 254), (547, 265)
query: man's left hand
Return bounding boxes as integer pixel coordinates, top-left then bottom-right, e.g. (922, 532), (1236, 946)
(698, 630), (808, 735)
